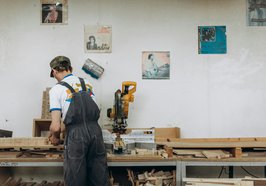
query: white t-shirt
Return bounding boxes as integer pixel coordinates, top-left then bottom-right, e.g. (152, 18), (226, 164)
(49, 74), (95, 120)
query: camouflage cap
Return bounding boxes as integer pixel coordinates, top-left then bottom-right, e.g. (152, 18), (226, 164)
(50, 56), (71, 77)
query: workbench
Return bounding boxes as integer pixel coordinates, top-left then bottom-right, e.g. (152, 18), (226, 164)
(1, 156), (266, 186)
(2, 121), (266, 185)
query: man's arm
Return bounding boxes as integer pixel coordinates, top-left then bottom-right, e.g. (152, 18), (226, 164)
(49, 110), (61, 145)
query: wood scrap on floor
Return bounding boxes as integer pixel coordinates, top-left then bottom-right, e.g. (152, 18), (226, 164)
(1, 177), (64, 186)
(2, 177), (22, 186)
(127, 169), (175, 186)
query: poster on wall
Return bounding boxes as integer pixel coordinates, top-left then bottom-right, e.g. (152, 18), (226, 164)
(84, 25), (112, 53)
(142, 51), (170, 79)
(198, 26), (227, 54)
(40, 0), (68, 25)
(247, 0), (266, 26)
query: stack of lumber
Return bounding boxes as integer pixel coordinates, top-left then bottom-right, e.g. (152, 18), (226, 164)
(127, 169), (175, 186)
(41, 87), (51, 119)
(1, 177), (64, 186)
(157, 137), (266, 158)
(183, 178), (266, 186)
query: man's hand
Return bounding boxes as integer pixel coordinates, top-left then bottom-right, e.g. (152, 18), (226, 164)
(49, 133), (60, 146)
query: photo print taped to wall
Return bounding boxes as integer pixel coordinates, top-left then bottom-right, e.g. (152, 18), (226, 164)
(84, 25), (112, 53)
(198, 26), (227, 54)
(142, 51), (170, 80)
(247, 0), (266, 26)
(40, 0), (68, 25)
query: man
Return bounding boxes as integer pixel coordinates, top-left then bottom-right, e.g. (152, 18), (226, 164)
(48, 56), (109, 186)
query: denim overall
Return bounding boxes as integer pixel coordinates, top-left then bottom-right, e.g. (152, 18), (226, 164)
(59, 78), (109, 186)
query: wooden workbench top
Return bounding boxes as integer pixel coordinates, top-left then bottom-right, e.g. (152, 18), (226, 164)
(1, 156), (266, 163)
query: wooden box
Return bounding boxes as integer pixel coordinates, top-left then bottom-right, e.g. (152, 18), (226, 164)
(32, 119), (51, 137)
(154, 127), (180, 142)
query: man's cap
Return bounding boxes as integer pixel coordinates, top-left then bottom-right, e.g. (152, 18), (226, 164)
(50, 56), (71, 77)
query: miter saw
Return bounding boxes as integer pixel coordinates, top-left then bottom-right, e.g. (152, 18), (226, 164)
(107, 81), (137, 153)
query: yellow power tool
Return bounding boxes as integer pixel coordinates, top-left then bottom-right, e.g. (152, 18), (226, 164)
(107, 81), (137, 134)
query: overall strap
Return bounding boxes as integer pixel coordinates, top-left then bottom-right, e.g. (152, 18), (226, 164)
(79, 78), (87, 91)
(58, 81), (75, 93)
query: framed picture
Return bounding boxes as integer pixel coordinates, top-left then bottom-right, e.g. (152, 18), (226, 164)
(142, 51), (170, 79)
(247, 0), (266, 26)
(198, 26), (227, 54)
(84, 25), (112, 53)
(40, 0), (68, 25)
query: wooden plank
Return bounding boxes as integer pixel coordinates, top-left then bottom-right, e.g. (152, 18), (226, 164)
(0, 137), (64, 149)
(202, 150), (231, 159)
(183, 178), (253, 185)
(107, 154), (163, 162)
(157, 141), (266, 148)
(159, 137), (266, 143)
(173, 149), (205, 158)
(0, 137), (48, 147)
(0, 151), (22, 158)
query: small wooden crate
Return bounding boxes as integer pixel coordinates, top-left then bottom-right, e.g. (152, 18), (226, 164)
(32, 119), (51, 137)
(154, 127), (180, 142)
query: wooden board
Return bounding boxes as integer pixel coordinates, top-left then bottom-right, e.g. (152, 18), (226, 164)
(0, 137), (48, 146)
(157, 140), (266, 148)
(173, 149), (205, 158)
(202, 150), (231, 159)
(107, 154), (164, 162)
(183, 178), (254, 186)
(0, 151), (22, 158)
(0, 137), (63, 149)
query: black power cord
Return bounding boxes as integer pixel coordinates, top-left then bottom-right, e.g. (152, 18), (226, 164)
(218, 166), (260, 178)
(218, 166), (225, 178)
(240, 166), (260, 178)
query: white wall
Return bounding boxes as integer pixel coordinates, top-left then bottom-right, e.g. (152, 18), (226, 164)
(0, 0), (266, 138)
